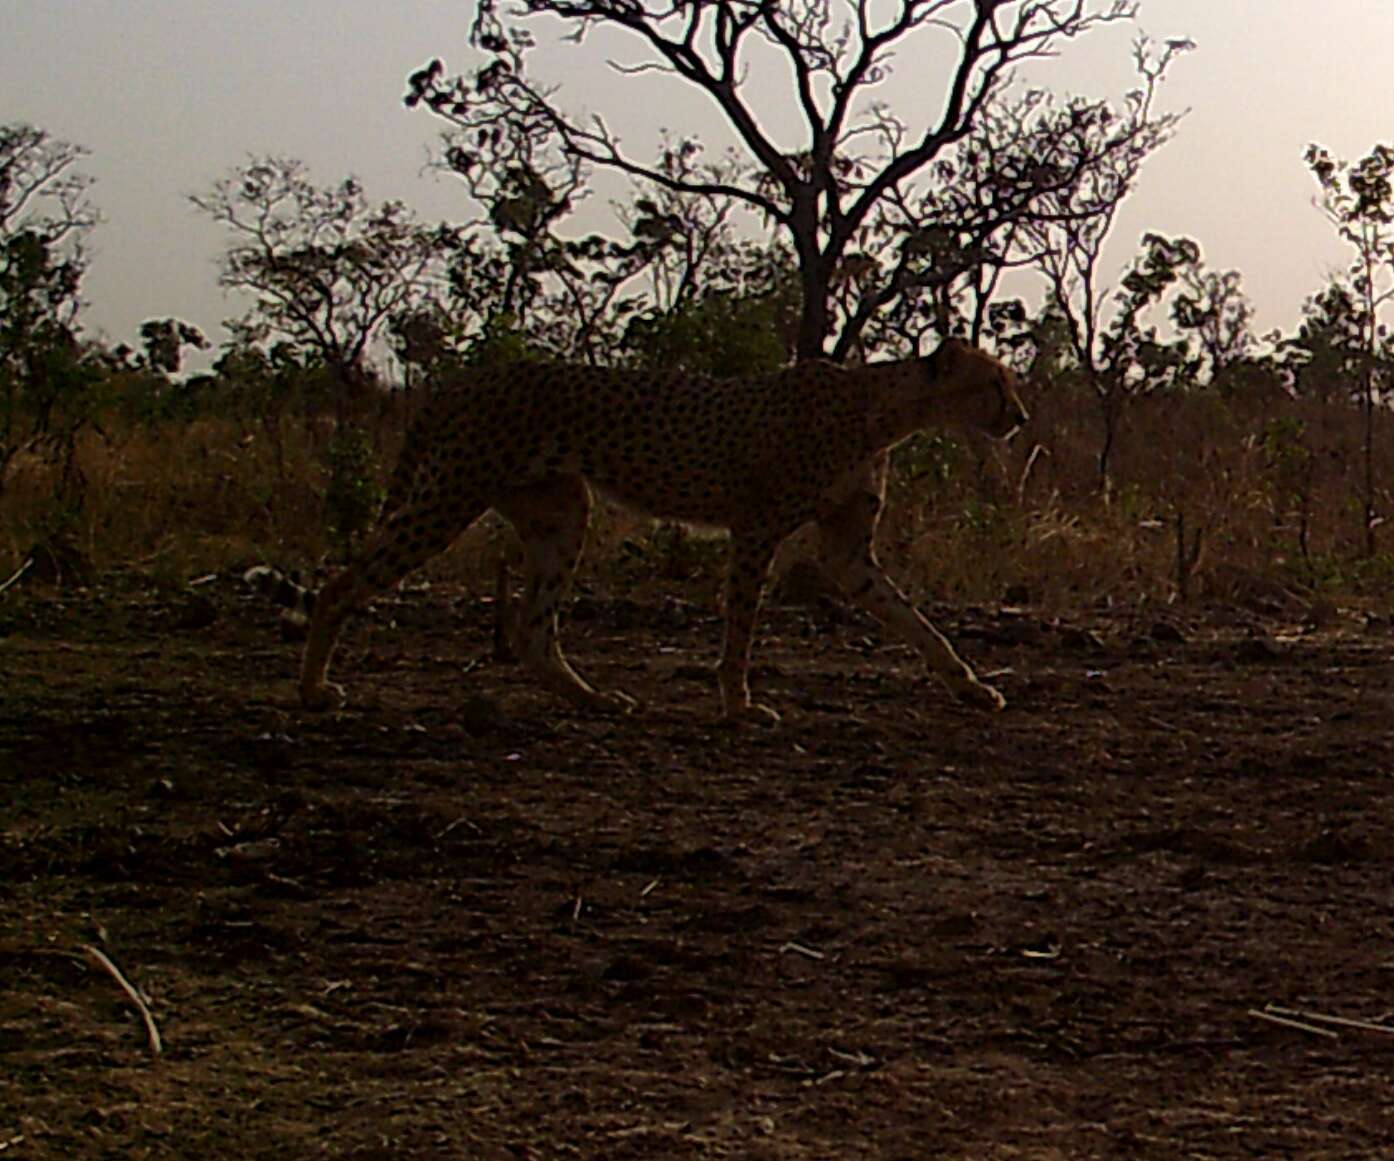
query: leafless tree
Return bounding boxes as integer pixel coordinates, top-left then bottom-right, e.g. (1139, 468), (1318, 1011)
(407, 0), (1186, 363)
(430, 121), (758, 362)
(192, 157), (458, 410)
(1016, 36), (1193, 486)
(0, 123), (98, 262)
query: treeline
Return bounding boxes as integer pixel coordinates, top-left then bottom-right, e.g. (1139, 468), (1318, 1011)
(6, 0), (1394, 603)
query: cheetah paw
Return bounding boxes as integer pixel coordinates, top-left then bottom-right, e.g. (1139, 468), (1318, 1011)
(301, 681), (347, 712)
(948, 675), (1006, 712)
(594, 688), (641, 715)
(722, 701), (782, 727)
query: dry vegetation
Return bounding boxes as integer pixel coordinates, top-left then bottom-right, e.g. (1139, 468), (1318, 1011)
(3, 379), (1390, 615)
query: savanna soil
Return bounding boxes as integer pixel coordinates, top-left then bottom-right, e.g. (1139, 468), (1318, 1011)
(5, 574), (1394, 1159)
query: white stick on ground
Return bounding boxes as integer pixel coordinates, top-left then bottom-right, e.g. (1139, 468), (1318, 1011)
(84, 944), (163, 1055)
(779, 942), (826, 961)
(1266, 1005), (1394, 1037)
(0, 557), (33, 598)
(1247, 1008), (1339, 1039)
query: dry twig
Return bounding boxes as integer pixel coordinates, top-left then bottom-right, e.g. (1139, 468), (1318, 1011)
(0, 556), (33, 598)
(1246, 1008), (1338, 1039)
(84, 944), (163, 1055)
(1016, 443), (1049, 504)
(779, 941), (826, 961)
(1266, 1005), (1394, 1037)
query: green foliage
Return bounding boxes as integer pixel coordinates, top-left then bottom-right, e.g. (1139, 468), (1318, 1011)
(1303, 141), (1394, 555)
(1284, 550), (1394, 595)
(957, 496), (1018, 545)
(624, 291), (792, 377)
(1098, 232), (1197, 393)
(200, 340), (349, 437)
(1288, 281), (1380, 403)
(0, 235), (99, 498)
(1111, 482), (1150, 525)
(85, 319), (211, 428)
(139, 317), (208, 375)
(192, 157), (457, 413)
(1260, 417), (1311, 474)
(0, 124), (101, 504)
(463, 313), (549, 369)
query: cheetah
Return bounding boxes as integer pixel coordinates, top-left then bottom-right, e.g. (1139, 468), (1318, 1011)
(297, 339), (1027, 722)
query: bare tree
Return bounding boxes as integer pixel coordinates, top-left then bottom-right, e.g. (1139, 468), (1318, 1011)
(407, 0), (1187, 363)
(1015, 37), (1192, 487)
(431, 122), (760, 362)
(857, 49), (1188, 360)
(0, 124), (98, 288)
(192, 157), (458, 412)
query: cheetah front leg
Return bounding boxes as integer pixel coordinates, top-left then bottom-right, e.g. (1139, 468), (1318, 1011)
(299, 564), (361, 711)
(300, 496), (485, 711)
(716, 529), (783, 724)
(496, 476), (638, 715)
(816, 469), (1005, 712)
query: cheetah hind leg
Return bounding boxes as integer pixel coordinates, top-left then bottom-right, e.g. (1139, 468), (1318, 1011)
(496, 476), (638, 715)
(715, 528), (783, 725)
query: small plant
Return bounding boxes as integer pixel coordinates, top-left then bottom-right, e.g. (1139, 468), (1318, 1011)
(644, 521), (726, 581)
(324, 427), (384, 557)
(1260, 416), (1315, 560)
(892, 431), (960, 487)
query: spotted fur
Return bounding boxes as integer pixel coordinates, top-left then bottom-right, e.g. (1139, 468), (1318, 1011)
(297, 339), (1027, 721)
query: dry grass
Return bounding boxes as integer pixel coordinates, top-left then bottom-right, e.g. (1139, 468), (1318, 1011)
(2, 420), (325, 584)
(3, 382), (1392, 609)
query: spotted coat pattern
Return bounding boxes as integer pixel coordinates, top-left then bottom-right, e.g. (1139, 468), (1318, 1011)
(298, 338), (1028, 721)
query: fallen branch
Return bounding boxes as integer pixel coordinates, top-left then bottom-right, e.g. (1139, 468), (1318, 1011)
(779, 941), (826, 961)
(84, 944), (163, 1055)
(0, 556), (33, 598)
(1246, 1008), (1338, 1039)
(1016, 442), (1049, 505)
(1266, 1004), (1394, 1037)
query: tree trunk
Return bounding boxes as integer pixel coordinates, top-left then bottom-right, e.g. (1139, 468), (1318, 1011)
(1095, 380), (1118, 496)
(795, 266), (830, 364)
(1363, 359), (1377, 558)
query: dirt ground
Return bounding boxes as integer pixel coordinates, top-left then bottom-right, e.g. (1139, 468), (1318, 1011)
(6, 572), (1394, 1159)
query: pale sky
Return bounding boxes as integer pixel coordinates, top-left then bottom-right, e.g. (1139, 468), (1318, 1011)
(3, 1), (1393, 356)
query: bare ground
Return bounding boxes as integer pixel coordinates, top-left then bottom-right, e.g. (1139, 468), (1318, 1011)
(5, 575), (1394, 1159)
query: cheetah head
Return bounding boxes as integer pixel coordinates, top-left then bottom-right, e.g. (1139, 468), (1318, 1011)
(930, 338), (1029, 439)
